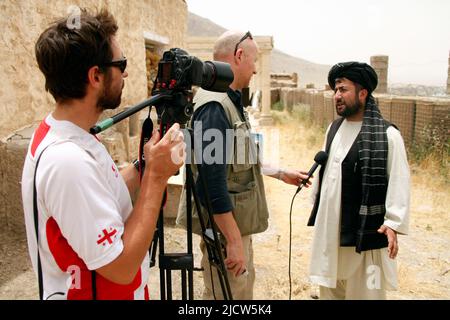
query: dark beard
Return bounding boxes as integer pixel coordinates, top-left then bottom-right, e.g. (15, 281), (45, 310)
(98, 90), (121, 111)
(97, 73), (122, 111)
(336, 99), (363, 118)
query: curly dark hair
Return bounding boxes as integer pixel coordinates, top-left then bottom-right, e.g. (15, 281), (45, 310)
(35, 8), (118, 102)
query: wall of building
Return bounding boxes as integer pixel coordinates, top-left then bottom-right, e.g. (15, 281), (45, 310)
(0, 0), (188, 234)
(370, 55), (389, 94)
(273, 87), (450, 148)
(447, 51), (450, 95)
(0, 0), (187, 140)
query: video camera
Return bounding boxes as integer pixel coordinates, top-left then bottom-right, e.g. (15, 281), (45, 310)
(90, 48), (233, 134)
(151, 48), (233, 126)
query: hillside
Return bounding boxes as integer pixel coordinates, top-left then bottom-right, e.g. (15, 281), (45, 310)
(270, 49), (330, 88)
(187, 12), (227, 37)
(187, 12), (330, 88)
(388, 83), (447, 97)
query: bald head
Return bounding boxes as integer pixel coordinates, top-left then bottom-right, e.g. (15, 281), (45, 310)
(213, 30), (258, 90)
(213, 30), (251, 61)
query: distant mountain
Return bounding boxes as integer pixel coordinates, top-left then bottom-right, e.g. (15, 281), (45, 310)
(270, 49), (330, 88)
(388, 83), (447, 97)
(187, 12), (227, 37)
(187, 12), (330, 88)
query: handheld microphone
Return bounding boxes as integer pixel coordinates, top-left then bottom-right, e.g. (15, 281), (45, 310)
(296, 151), (328, 194)
(288, 150), (328, 299)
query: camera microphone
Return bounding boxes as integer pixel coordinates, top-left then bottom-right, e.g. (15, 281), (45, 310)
(296, 151), (328, 194)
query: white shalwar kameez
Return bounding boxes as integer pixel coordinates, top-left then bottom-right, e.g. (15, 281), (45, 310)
(309, 119), (410, 299)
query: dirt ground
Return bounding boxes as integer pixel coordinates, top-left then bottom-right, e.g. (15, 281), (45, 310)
(1, 112), (449, 300)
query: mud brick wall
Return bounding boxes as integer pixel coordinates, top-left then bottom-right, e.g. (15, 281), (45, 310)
(377, 95), (393, 121)
(299, 91), (449, 149)
(414, 98), (450, 145)
(271, 88), (280, 107)
(312, 92), (325, 127)
(279, 88), (295, 112)
(390, 97), (416, 145)
(323, 91), (335, 126)
(370, 55), (389, 94)
(447, 52), (450, 95)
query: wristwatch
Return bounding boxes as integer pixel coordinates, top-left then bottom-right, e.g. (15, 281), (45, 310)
(132, 159), (140, 172)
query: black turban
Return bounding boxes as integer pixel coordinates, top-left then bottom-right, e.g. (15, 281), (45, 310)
(328, 61), (378, 93)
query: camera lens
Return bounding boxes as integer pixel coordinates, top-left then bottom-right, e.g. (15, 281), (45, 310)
(201, 61), (234, 92)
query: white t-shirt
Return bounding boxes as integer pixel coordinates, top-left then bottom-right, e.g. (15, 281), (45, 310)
(22, 114), (149, 300)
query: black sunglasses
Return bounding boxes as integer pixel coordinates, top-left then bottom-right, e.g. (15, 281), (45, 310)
(234, 31), (253, 55)
(100, 57), (127, 73)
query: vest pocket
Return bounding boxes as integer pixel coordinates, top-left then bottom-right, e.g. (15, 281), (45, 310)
(229, 184), (268, 236)
(232, 120), (255, 172)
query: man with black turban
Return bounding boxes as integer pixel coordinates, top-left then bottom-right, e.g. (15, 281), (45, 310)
(307, 61), (410, 299)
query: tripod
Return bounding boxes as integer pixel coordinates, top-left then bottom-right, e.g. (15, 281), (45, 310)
(147, 125), (233, 300)
(91, 93), (233, 300)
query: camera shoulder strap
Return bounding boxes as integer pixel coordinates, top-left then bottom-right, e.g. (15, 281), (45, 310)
(138, 114), (154, 180)
(33, 143), (97, 300)
(33, 144), (53, 300)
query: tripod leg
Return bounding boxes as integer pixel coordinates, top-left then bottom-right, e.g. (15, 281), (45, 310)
(140, 116), (195, 300)
(166, 269), (172, 300)
(181, 270), (187, 300)
(215, 265), (231, 300)
(157, 212), (167, 300)
(186, 167), (194, 300)
(185, 160), (233, 300)
(148, 231), (158, 268)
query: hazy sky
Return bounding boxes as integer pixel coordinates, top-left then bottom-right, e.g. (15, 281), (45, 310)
(187, 0), (450, 86)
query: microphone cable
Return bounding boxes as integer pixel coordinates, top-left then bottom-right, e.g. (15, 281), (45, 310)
(288, 187), (301, 300)
(286, 151), (327, 299)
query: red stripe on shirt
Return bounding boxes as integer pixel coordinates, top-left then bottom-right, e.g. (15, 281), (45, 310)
(46, 217), (142, 300)
(31, 120), (50, 157)
(144, 285), (149, 300)
(96, 269), (142, 300)
(46, 217), (93, 299)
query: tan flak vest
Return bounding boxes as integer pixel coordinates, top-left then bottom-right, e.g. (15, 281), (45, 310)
(176, 88), (269, 236)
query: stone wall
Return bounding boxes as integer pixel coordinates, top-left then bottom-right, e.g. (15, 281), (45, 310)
(271, 84), (449, 148)
(370, 55), (389, 94)
(389, 97), (417, 145)
(0, 0), (188, 234)
(414, 98), (450, 146)
(292, 89), (450, 147)
(0, 0), (187, 141)
(271, 73), (298, 88)
(447, 51), (450, 95)
(312, 91), (325, 127)
(0, 126), (35, 235)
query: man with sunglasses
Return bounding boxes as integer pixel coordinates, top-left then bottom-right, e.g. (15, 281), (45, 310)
(177, 30), (310, 299)
(21, 8), (185, 299)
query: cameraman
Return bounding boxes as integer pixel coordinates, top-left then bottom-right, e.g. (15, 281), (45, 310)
(178, 30), (310, 300)
(21, 8), (185, 300)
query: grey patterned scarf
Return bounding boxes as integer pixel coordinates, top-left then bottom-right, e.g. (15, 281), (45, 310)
(355, 95), (389, 252)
